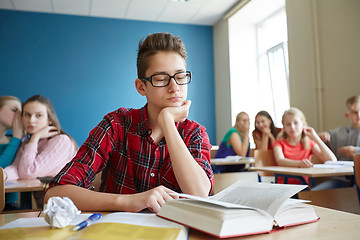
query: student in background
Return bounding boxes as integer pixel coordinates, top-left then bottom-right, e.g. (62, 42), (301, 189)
(4, 95), (77, 208)
(252, 111), (280, 150)
(45, 32), (214, 213)
(0, 96), (23, 210)
(273, 107), (336, 184)
(314, 95), (360, 189)
(319, 95), (360, 161)
(213, 112), (250, 172)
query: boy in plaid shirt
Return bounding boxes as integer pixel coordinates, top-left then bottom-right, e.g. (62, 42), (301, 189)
(45, 32), (214, 213)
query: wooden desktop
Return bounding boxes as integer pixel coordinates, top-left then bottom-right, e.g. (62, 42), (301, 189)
(1, 205), (360, 239)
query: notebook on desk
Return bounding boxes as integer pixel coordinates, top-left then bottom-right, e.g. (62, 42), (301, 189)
(0, 212), (188, 240)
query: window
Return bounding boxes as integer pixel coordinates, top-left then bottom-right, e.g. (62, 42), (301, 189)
(228, 0), (289, 146)
(257, 8), (289, 126)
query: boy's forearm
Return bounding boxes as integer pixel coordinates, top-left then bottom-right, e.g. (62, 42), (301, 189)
(45, 185), (124, 212)
(160, 118), (211, 197)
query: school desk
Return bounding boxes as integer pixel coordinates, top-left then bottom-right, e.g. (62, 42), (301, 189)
(5, 179), (46, 193)
(250, 166), (354, 178)
(211, 157), (254, 166)
(0, 206), (360, 239)
(4, 179), (47, 210)
(250, 165), (354, 187)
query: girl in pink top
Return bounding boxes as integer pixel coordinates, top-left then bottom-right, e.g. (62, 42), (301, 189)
(4, 95), (77, 181)
(273, 108), (336, 184)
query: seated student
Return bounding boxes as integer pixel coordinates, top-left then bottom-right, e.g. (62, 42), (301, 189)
(0, 96), (23, 210)
(319, 95), (360, 161)
(315, 95), (360, 189)
(4, 95), (77, 208)
(44, 32), (214, 213)
(273, 107), (336, 184)
(252, 110), (281, 150)
(213, 112), (250, 173)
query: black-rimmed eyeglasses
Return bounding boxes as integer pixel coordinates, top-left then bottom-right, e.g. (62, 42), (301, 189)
(142, 71), (191, 87)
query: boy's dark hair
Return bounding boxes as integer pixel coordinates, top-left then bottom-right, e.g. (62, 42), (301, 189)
(137, 32), (187, 79)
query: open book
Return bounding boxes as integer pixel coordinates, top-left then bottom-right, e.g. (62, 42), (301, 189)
(314, 160), (354, 168)
(157, 180), (318, 238)
(0, 212), (188, 240)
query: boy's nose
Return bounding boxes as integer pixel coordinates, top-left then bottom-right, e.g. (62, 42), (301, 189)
(168, 78), (180, 91)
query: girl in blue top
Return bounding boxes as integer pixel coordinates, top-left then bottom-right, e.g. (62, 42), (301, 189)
(213, 112), (250, 172)
(0, 96), (24, 210)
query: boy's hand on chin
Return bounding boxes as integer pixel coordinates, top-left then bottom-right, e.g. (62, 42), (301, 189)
(159, 100), (191, 123)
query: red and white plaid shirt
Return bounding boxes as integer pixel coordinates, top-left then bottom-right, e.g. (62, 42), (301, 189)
(50, 105), (214, 194)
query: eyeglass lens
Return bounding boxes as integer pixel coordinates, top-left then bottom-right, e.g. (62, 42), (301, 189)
(152, 72), (190, 87)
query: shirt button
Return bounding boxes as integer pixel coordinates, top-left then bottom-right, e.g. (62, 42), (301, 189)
(150, 173), (155, 177)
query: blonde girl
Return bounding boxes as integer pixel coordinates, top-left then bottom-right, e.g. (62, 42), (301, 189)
(273, 107), (336, 184)
(0, 96), (23, 210)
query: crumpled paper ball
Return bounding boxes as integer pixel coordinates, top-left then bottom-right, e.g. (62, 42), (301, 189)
(44, 196), (81, 229)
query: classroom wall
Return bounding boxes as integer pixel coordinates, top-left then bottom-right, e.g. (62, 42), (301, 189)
(286, 0), (360, 131)
(213, 18), (232, 145)
(213, 0), (360, 143)
(0, 10), (216, 145)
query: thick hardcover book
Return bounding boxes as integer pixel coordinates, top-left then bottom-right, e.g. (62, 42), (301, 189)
(157, 180), (318, 238)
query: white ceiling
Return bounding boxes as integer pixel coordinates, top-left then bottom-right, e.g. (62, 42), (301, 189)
(0, 0), (242, 26)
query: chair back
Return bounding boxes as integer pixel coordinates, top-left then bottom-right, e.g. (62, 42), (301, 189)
(210, 145), (219, 159)
(353, 153), (360, 203)
(0, 167), (5, 212)
(254, 150), (276, 177)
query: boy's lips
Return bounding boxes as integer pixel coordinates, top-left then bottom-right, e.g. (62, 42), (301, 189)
(168, 96), (182, 102)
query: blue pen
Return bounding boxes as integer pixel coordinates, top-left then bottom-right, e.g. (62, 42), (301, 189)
(73, 213), (102, 231)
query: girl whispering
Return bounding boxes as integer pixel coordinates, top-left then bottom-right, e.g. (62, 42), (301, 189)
(0, 96), (23, 210)
(4, 95), (77, 208)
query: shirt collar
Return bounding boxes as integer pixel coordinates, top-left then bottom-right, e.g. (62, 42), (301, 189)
(136, 104), (152, 137)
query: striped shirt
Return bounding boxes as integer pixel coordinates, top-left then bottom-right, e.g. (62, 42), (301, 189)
(50, 105), (214, 194)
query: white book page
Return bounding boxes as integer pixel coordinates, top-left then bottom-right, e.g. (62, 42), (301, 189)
(211, 181), (306, 217)
(313, 164), (346, 169)
(174, 181), (306, 217)
(4, 182), (25, 188)
(0, 218), (48, 229)
(325, 161), (354, 166)
(170, 193), (255, 209)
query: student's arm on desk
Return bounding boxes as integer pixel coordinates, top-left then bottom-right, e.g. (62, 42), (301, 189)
(273, 146), (313, 168)
(44, 185), (178, 213)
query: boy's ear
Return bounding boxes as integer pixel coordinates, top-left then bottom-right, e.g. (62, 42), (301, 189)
(135, 78), (147, 96)
(345, 112), (350, 119)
